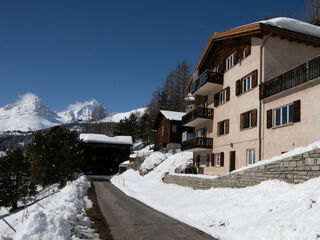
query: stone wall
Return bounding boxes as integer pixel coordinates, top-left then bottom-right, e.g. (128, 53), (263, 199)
(163, 149), (320, 189)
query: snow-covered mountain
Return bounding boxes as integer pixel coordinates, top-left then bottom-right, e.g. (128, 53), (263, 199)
(0, 93), (62, 132)
(100, 107), (146, 123)
(0, 93), (143, 132)
(58, 99), (105, 123)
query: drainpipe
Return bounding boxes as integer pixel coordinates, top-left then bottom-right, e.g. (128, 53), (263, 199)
(259, 34), (270, 162)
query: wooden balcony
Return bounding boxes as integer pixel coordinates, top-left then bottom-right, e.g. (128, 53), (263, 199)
(260, 56), (320, 99)
(182, 107), (214, 128)
(190, 70), (223, 95)
(181, 137), (213, 152)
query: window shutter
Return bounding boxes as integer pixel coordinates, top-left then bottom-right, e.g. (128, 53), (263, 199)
(220, 152), (224, 167)
(196, 155), (200, 167)
(246, 45), (251, 56)
(226, 87), (230, 101)
(206, 154), (210, 167)
(193, 158), (196, 167)
(293, 100), (301, 122)
(214, 93), (219, 107)
(211, 153), (215, 166)
(267, 109), (273, 129)
(238, 48), (243, 60)
(252, 109), (257, 127)
(244, 112), (249, 129)
(240, 113), (245, 130)
(217, 122), (221, 136)
(225, 119), (230, 134)
(233, 50), (238, 64)
(252, 70), (258, 88)
(236, 80), (241, 96)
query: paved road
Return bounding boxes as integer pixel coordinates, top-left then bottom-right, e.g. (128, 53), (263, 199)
(90, 176), (215, 240)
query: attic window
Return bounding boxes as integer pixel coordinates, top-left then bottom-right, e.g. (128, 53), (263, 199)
(226, 54), (234, 70)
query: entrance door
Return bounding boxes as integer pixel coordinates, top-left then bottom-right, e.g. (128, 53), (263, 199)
(229, 151), (236, 172)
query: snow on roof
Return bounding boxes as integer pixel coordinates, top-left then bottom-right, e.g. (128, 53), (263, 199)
(160, 110), (185, 121)
(80, 133), (133, 145)
(260, 17), (320, 39)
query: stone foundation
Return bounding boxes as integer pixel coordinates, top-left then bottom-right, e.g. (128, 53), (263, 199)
(163, 149), (320, 189)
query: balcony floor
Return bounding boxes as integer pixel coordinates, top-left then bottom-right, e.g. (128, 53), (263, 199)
(193, 82), (223, 95)
(184, 118), (212, 128)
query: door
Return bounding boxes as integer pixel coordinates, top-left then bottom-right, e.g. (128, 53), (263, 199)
(229, 151), (236, 172)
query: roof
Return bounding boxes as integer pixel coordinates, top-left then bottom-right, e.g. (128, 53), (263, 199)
(80, 133), (133, 145)
(160, 110), (185, 121)
(187, 17), (320, 91)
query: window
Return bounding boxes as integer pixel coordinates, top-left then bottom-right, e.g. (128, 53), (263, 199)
(247, 149), (255, 165)
(236, 70), (258, 96)
(161, 125), (164, 137)
(196, 129), (202, 137)
(274, 104), (293, 127)
(217, 120), (229, 135)
(214, 87), (230, 107)
(172, 124), (177, 133)
(240, 109), (257, 130)
(215, 153), (221, 167)
(201, 155), (207, 167)
(242, 74), (253, 93)
(226, 54), (234, 70)
(213, 65), (219, 72)
(219, 90), (226, 105)
(243, 48), (246, 58)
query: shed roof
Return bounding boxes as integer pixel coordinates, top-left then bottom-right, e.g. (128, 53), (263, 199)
(80, 133), (133, 145)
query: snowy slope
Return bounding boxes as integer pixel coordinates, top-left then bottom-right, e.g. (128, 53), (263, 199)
(0, 93), (63, 132)
(112, 147), (320, 240)
(58, 99), (105, 123)
(100, 107), (146, 123)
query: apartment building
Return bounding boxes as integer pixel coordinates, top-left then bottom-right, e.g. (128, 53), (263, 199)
(181, 17), (320, 175)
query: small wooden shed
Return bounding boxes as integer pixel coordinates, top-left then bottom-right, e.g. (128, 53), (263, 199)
(80, 133), (132, 175)
(153, 110), (192, 150)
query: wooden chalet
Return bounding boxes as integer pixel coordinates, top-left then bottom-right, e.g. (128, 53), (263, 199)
(80, 133), (132, 174)
(153, 110), (193, 150)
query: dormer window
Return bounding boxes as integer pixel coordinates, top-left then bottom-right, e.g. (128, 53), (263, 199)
(226, 54), (234, 70)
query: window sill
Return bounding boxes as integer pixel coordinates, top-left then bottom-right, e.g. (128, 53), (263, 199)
(240, 126), (257, 132)
(237, 86), (256, 97)
(216, 101), (229, 108)
(217, 133), (229, 137)
(272, 122), (294, 129)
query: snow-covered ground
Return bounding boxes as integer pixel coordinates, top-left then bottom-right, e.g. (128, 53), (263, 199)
(112, 148), (320, 240)
(0, 175), (97, 240)
(139, 151), (170, 173)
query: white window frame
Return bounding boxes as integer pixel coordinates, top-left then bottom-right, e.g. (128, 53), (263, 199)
(161, 125), (164, 137)
(215, 153), (221, 167)
(219, 90), (227, 105)
(248, 111), (252, 128)
(242, 74), (252, 93)
(200, 155), (207, 167)
(226, 54), (234, 70)
(273, 103), (293, 127)
(247, 149), (255, 165)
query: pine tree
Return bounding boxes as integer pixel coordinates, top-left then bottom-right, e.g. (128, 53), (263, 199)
(0, 148), (31, 211)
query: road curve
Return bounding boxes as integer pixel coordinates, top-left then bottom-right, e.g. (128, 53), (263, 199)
(91, 176), (216, 240)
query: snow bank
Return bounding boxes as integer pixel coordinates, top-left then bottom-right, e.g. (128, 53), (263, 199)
(112, 148), (320, 240)
(0, 175), (96, 240)
(139, 151), (168, 173)
(80, 133), (133, 145)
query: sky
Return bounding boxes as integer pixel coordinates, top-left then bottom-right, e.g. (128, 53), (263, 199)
(0, 0), (307, 113)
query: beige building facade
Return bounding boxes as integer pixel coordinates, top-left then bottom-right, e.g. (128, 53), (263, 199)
(181, 18), (320, 176)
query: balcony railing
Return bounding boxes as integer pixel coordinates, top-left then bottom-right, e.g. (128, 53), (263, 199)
(181, 137), (213, 151)
(190, 70), (223, 94)
(260, 55), (320, 99)
(182, 107), (214, 126)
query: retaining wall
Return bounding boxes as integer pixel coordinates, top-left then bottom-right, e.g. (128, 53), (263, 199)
(163, 149), (320, 189)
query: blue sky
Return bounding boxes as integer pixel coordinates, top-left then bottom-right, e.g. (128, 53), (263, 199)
(0, 0), (306, 113)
